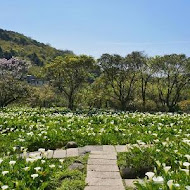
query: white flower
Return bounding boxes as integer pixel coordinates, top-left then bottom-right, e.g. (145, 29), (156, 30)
(31, 173), (39, 179)
(167, 180), (173, 189)
(41, 160), (46, 164)
(59, 159), (64, 163)
(23, 167), (30, 171)
(186, 186), (190, 190)
(164, 166), (171, 173)
(38, 148), (45, 153)
(34, 167), (41, 172)
(9, 160), (16, 165)
(185, 155), (190, 161)
(145, 172), (155, 180)
(174, 183), (180, 187)
(155, 161), (161, 167)
(2, 171), (9, 176)
(183, 162), (190, 168)
(49, 164), (55, 168)
(0, 158), (3, 164)
(47, 149), (53, 153)
(1, 185), (9, 190)
(180, 169), (189, 175)
(26, 158), (35, 163)
(153, 176), (164, 184)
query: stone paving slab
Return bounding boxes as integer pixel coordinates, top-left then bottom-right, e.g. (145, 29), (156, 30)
(66, 148), (79, 157)
(115, 145), (127, 152)
(88, 158), (117, 165)
(90, 151), (117, 155)
(89, 154), (117, 160)
(87, 171), (121, 179)
(78, 147), (90, 155)
(103, 145), (116, 152)
(84, 186), (125, 190)
(87, 165), (119, 172)
(53, 149), (66, 158)
(28, 151), (41, 158)
(85, 145), (103, 152)
(86, 178), (123, 186)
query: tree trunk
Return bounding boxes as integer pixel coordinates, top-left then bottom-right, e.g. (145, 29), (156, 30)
(68, 96), (74, 110)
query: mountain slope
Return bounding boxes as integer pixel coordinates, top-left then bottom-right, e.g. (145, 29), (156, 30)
(0, 28), (73, 66)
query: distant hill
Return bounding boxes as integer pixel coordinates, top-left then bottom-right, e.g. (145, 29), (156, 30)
(0, 28), (73, 66)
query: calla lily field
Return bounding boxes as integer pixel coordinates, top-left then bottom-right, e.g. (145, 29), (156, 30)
(0, 107), (190, 189)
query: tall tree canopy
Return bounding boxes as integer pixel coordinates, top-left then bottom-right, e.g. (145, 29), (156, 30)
(46, 55), (95, 110)
(153, 54), (190, 111)
(98, 52), (142, 110)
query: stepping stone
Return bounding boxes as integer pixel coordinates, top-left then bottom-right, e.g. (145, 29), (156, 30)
(115, 145), (127, 152)
(84, 186), (125, 190)
(87, 165), (119, 172)
(88, 159), (117, 165)
(90, 151), (117, 155)
(87, 171), (121, 179)
(86, 178), (123, 186)
(85, 145), (103, 152)
(103, 145), (116, 152)
(78, 147), (90, 155)
(53, 149), (66, 158)
(66, 148), (79, 157)
(82, 145), (126, 190)
(28, 151), (41, 158)
(89, 154), (117, 160)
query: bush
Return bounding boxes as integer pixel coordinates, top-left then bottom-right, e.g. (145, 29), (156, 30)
(28, 85), (62, 108)
(118, 147), (155, 178)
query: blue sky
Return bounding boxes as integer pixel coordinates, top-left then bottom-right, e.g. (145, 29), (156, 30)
(0, 0), (190, 58)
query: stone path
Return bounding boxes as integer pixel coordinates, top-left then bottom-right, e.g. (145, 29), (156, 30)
(85, 145), (125, 190)
(25, 145), (128, 159)
(24, 144), (151, 189)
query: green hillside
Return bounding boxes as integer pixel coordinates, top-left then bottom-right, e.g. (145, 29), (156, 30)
(0, 28), (73, 66)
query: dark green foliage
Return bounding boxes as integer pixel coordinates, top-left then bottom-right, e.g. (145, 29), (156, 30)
(118, 147), (155, 178)
(28, 52), (44, 66)
(0, 46), (3, 58)
(0, 28), (73, 65)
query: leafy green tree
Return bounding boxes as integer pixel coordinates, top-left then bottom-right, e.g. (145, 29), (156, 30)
(153, 54), (190, 112)
(28, 53), (44, 66)
(138, 54), (155, 111)
(29, 85), (56, 108)
(46, 55), (95, 110)
(0, 76), (28, 107)
(98, 52), (140, 110)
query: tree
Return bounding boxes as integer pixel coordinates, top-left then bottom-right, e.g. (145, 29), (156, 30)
(28, 53), (44, 66)
(29, 85), (56, 108)
(153, 54), (190, 112)
(0, 57), (30, 107)
(0, 57), (30, 79)
(98, 52), (140, 110)
(0, 46), (3, 58)
(137, 53), (155, 111)
(46, 55), (95, 110)
(0, 76), (28, 107)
